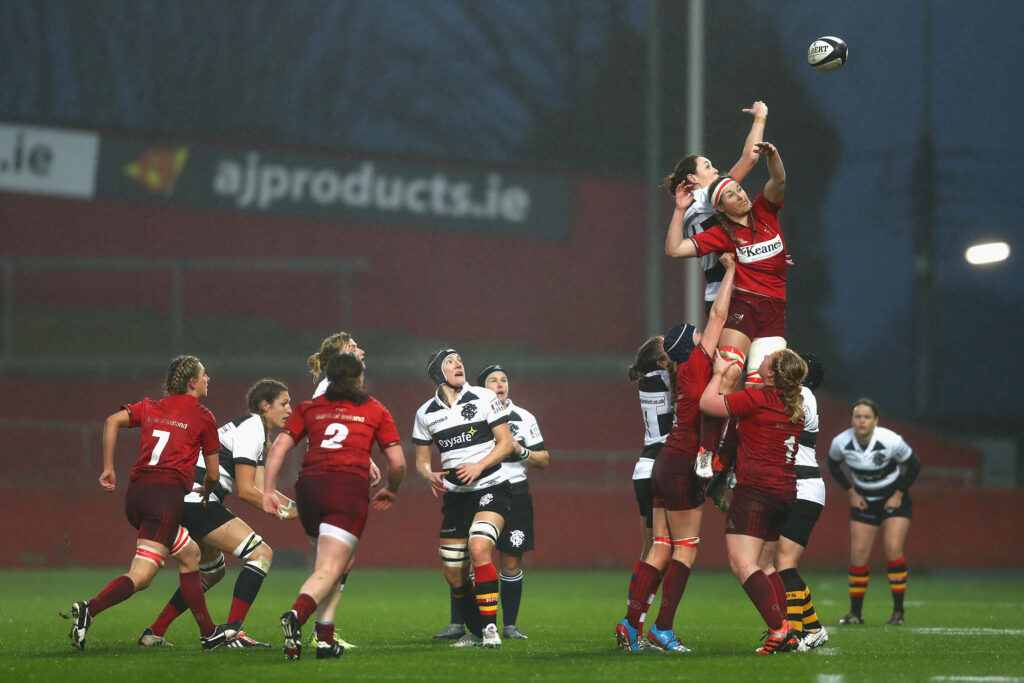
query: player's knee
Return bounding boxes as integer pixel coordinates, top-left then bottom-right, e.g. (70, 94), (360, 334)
(468, 520), (499, 560)
(498, 553), (521, 576)
(248, 544), (273, 574)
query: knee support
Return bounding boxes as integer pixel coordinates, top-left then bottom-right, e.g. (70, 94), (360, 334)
(246, 553), (272, 575)
(231, 532), (264, 561)
(439, 542), (469, 568)
(199, 552), (226, 574)
(135, 544), (167, 569)
(469, 520), (500, 546)
(719, 346), (747, 371)
(746, 336), (787, 386)
(169, 526), (192, 557)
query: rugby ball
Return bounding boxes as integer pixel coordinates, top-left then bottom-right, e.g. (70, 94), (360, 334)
(807, 36), (848, 72)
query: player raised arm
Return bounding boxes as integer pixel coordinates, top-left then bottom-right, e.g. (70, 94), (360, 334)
(726, 101), (768, 182)
(757, 141), (786, 205)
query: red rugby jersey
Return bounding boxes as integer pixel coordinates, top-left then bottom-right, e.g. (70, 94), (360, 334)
(125, 394), (220, 490)
(662, 345), (714, 456)
(690, 194), (787, 300)
(284, 394), (401, 479)
(724, 386), (803, 499)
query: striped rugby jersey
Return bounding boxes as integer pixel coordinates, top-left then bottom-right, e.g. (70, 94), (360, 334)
(828, 426), (913, 500)
(412, 384), (512, 492)
(683, 186), (725, 302)
(795, 387), (825, 506)
(188, 413), (264, 504)
(500, 399), (545, 485)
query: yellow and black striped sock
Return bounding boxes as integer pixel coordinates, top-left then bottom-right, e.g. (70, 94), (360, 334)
(848, 564), (869, 616)
(887, 557), (907, 612)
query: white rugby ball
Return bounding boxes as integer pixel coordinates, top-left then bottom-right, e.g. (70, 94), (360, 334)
(807, 36), (848, 72)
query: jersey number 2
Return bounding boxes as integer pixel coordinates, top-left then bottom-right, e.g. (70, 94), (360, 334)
(321, 423), (350, 450)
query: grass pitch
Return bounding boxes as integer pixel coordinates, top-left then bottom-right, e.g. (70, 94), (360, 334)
(2, 567), (1022, 681)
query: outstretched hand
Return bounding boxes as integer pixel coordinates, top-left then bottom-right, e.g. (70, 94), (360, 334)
(743, 101), (767, 119)
(754, 141), (777, 157)
(674, 182), (695, 211)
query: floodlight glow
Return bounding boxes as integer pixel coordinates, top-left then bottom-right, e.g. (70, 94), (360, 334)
(965, 242), (1010, 265)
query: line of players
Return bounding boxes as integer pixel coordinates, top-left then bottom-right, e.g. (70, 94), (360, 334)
(616, 101), (920, 655)
(67, 333), (549, 659)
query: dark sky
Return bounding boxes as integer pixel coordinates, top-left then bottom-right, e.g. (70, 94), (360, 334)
(758, 0), (1022, 361)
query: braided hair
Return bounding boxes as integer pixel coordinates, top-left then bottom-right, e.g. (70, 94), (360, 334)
(164, 355), (202, 396)
(771, 349), (806, 424)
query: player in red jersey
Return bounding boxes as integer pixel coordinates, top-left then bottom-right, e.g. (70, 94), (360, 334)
(67, 355), (235, 651)
(667, 141), (788, 384)
(615, 253), (736, 653)
(700, 347), (807, 655)
(305, 331), (377, 651)
(262, 352), (405, 661)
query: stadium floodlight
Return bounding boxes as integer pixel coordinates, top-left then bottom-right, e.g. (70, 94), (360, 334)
(964, 241), (1010, 265)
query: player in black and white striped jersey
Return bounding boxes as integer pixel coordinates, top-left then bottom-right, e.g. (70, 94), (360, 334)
(433, 364), (549, 641)
(624, 337), (673, 603)
(414, 349), (517, 649)
(756, 353), (829, 651)
(828, 399), (920, 627)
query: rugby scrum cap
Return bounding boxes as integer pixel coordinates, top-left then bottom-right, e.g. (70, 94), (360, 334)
(663, 323), (698, 363)
(476, 363), (506, 387)
(427, 347), (459, 386)
(799, 351), (825, 391)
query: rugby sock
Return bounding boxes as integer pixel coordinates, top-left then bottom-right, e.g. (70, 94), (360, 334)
(848, 564), (869, 616)
(654, 560), (691, 630)
(449, 594), (464, 624)
(227, 562), (267, 624)
(802, 587), (823, 632)
(887, 558), (907, 612)
(179, 570), (215, 637)
(291, 593), (318, 626)
(150, 581), (209, 636)
(500, 570), (524, 627)
(627, 560), (644, 601)
(474, 562), (500, 627)
(453, 582), (482, 637)
(700, 415), (726, 456)
(315, 621), (335, 643)
(779, 568), (807, 632)
(767, 571), (788, 617)
(89, 574), (135, 616)
(742, 570), (786, 630)
(625, 561), (662, 629)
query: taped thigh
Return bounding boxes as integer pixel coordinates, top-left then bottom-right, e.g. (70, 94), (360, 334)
(469, 519), (500, 546)
(439, 542), (469, 568)
(319, 522), (359, 550)
(169, 526), (192, 557)
(135, 544), (167, 569)
(746, 336), (787, 386)
(230, 531), (264, 561)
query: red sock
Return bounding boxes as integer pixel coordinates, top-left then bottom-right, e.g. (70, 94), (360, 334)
(700, 415), (725, 455)
(315, 621), (335, 642)
(654, 560), (691, 630)
(179, 570), (216, 638)
(89, 575), (135, 616)
(767, 571), (787, 615)
(625, 562), (662, 628)
(474, 562), (500, 626)
(627, 560), (645, 600)
(291, 593), (318, 626)
(742, 570), (785, 630)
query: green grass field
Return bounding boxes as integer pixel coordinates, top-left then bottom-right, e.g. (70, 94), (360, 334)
(2, 567), (1022, 682)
